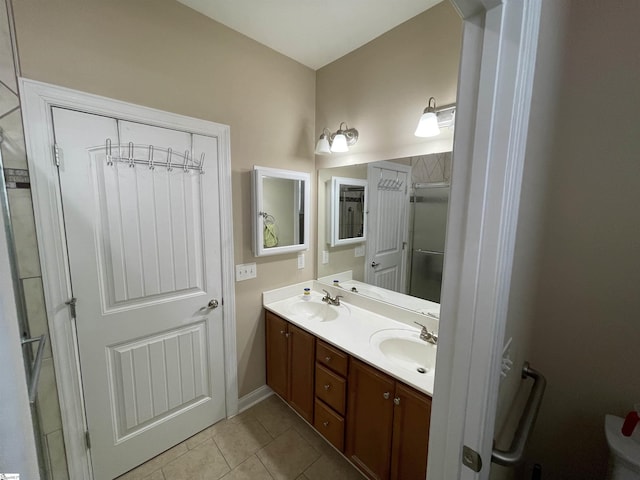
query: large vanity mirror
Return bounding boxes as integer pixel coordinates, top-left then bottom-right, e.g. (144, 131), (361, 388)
(317, 151), (452, 314)
(252, 166), (310, 257)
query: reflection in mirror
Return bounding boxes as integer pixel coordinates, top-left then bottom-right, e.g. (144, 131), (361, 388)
(328, 177), (367, 247)
(317, 152), (452, 314)
(252, 166), (310, 257)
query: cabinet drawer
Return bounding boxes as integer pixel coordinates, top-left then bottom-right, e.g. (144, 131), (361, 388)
(316, 340), (348, 376)
(314, 398), (345, 452)
(315, 363), (347, 415)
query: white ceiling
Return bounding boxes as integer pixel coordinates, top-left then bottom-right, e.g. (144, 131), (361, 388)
(177, 0), (443, 70)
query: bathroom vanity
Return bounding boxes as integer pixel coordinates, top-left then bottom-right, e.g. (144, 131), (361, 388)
(263, 282), (438, 480)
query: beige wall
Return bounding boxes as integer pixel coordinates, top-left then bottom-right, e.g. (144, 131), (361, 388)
(521, 1), (640, 478)
(315, 1), (462, 169)
(12, 0), (316, 406)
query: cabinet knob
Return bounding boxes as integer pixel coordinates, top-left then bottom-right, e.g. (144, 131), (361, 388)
(280, 330), (285, 335)
(324, 384), (331, 391)
(325, 356), (331, 362)
(394, 397), (401, 406)
(383, 392), (390, 400)
(323, 421), (329, 427)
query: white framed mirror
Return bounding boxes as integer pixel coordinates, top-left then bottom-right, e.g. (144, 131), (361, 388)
(327, 176), (368, 247)
(252, 166), (311, 257)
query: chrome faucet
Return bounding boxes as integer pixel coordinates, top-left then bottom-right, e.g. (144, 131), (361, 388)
(322, 289), (343, 306)
(414, 322), (438, 344)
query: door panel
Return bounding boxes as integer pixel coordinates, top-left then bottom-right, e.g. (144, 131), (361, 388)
(366, 163), (411, 293)
(391, 383), (432, 480)
(53, 107), (225, 479)
(346, 358), (395, 480)
(288, 324), (315, 423)
(265, 311), (288, 399)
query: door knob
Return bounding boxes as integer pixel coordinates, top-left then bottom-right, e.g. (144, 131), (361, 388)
(207, 299), (219, 309)
(371, 261), (380, 268)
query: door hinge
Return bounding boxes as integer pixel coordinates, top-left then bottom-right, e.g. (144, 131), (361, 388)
(85, 431), (91, 450)
(462, 445), (483, 472)
(65, 297), (77, 319)
(53, 144), (61, 167)
(221, 297), (224, 306)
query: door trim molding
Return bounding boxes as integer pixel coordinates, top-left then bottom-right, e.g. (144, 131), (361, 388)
(429, 0), (542, 478)
(19, 78), (238, 480)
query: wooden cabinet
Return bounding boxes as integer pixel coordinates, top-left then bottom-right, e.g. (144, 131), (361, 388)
(265, 311), (315, 422)
(390, 382), (432, 480)
(266, 312), (431, 480)
(346, 358), (431, 480)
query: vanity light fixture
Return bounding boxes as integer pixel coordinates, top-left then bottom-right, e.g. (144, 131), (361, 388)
(414, 97), (456, 138)
(314, 122), (359, 155)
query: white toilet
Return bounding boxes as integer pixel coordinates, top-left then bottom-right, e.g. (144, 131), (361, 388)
(605, 414), (640, 479)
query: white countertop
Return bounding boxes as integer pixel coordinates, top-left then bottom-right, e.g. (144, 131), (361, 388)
(263, 280), (438, 396)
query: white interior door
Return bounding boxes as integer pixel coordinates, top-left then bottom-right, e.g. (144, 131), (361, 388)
(52, 107), (226, 479)
(365, 161), (411, 292)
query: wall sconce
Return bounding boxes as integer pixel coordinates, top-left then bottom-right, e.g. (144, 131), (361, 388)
(414, 97), (456, 137)
(315, 122), (359, 155)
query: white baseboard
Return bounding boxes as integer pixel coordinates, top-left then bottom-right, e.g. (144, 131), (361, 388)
(236, 385), (273, 414)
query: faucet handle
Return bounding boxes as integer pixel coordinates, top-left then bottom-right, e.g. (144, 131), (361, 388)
(322, 289), (331, 300)
(414, 321), (427, 331)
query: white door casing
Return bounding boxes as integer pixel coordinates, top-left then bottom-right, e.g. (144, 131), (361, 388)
(428, 0), (543, 478)
(365, 161), (411, 292)
(53, 108), (226, 479)
(20, 79), (237, 480)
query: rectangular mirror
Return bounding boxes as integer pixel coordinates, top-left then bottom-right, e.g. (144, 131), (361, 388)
(252, 166), (310, 257)
(317, 152), (452, 314)
(327, 176), (368, 247)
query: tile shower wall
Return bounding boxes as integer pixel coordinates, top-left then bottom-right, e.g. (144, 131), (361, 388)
(1, 1), (68, 478)
(410, 151), (452, 185)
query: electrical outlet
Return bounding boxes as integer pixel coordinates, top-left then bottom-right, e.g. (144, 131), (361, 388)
(297, 252), (305, 269)
(322, 250), (329, 264)
(235, 262), (257, 281)
(354, 245), (365, 257)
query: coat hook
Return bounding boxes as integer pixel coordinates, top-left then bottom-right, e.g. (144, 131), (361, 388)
(128, 142), (135, 168)
(148, 145), (155, 170)
(105, 138), (113, 166)
(167, 147), (173, 171)
(183, 150), (190, 172)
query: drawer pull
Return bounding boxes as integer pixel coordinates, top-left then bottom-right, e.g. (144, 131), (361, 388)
(324, 384), (331, 391)
(325, 356), (331, 362)
(323, 421), (330, 427)
(383, 392), (390, 400)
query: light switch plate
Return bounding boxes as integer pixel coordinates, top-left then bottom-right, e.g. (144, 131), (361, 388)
(297, 252), (305, 269)
(235, 263), (257, 281)
(354, 245), (365, 257)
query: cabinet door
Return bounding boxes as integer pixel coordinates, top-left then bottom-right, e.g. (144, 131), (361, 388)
(346, 358), (395, 480)
(288, 323), (315, 422)
(390, 382), (432, 480)
(265, 311), (288, 399)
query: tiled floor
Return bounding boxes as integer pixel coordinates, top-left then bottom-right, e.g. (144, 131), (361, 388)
(116, 394), (365, 480)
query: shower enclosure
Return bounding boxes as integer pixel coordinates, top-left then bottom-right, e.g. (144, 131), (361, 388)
(408, 182), (450, 303)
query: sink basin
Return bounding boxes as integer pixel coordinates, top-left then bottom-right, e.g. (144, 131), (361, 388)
(287, 299), (349, 322)
(370, 329), (437, 374)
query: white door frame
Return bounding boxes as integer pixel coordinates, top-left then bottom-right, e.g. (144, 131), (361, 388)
(19, 78), (238, 480)
(429, 0), (542, 478)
